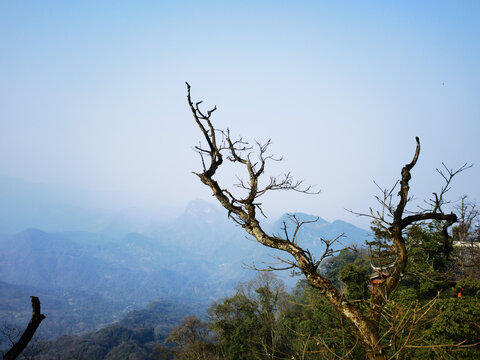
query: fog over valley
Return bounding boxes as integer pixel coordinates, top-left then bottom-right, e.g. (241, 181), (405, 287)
(1, 1), (479, 358)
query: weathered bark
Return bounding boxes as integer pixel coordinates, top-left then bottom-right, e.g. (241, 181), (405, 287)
(369, 139), (456, 327)
(199, 168), (386, 356)
(187, 84), (459, 358)
(3, 296), (45, 360)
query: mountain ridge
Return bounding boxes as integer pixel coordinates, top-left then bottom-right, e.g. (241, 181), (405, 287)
(0, 198), (371, 341)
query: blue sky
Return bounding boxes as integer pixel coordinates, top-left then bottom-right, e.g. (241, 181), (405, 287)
(0, 1), (479, 226)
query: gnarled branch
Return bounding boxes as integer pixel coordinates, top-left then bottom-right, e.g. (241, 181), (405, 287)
(3, 296), (45, 360)
(188, 84), (467, 359)
(188, 84), (383, 356)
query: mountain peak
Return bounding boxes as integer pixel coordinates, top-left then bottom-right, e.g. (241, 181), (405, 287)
(270, 213), (369, 248)
(21, 228), (47, 236)
(278, 212), (329, 225)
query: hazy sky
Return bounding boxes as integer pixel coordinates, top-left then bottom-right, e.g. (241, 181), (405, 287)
(1, 1), (479, 227)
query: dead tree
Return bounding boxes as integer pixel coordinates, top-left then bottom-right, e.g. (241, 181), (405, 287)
(187, 83), (464, 360)
(3, 297), (45, 360)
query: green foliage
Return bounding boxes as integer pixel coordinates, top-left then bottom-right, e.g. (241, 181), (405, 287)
(402, 297), (480, 360)
(403, 223), (453, 300)
(430, 297), (480, 346)
(369, 222), (454, 300)
(281, 280), (366, 359)
(339, 263), (369, 301)
(206, 275), (368, 360)
(366, 226), (394, 267)
(369, 222), (480, 359)
(208, 273), (288, 359)
(321, 248), (368, 288)
(320, 248), (370, 302)
(211, 293), (260, 359)
(455, 277), (480, 298)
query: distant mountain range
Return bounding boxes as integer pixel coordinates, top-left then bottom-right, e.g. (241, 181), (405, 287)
(0, 199), (370, 341)
(270, 212), (370, 250)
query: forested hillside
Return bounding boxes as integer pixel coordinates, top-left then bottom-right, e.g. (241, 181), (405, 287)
(0, 200), (369, 344)
(31, 225), (480, 359)
(35, 299), (194, 359)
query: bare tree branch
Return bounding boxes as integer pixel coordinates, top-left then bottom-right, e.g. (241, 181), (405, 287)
(188, 84), (467, 360)
(3, 297), (45, 360)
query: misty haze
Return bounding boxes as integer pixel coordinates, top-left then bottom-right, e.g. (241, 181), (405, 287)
(1, 1), (479, 360)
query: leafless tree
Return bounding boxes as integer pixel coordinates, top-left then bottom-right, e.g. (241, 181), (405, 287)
(187, 83), (466, 360)
(2, 297), (45, 360)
